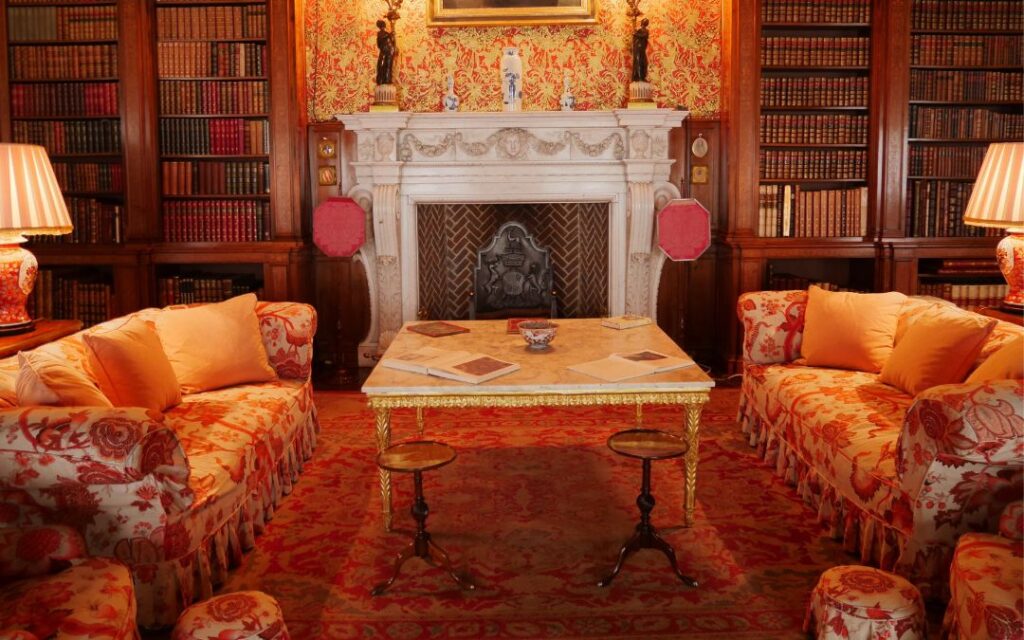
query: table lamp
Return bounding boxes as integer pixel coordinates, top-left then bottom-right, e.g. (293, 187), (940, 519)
(963, 142), (1024, 311)
(0, 144), (72, 334)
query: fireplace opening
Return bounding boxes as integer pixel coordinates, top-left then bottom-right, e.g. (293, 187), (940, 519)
(417, 202), (609, 320)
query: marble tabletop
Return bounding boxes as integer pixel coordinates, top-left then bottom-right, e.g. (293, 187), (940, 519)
(362, 318), (715, 396)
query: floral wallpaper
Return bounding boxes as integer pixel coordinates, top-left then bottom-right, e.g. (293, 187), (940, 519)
(304, 0), (722, 119)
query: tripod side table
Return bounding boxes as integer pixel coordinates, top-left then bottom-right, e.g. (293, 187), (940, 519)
(599, 428), (699, 588)
(371, 440), (475, 596)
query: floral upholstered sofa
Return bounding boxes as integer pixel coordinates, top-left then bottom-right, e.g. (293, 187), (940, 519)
(0, 301), (317, 627)
(737, 290), (1023, 597)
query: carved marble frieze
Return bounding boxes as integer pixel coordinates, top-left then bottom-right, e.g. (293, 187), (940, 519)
(396, 127), (626, 163)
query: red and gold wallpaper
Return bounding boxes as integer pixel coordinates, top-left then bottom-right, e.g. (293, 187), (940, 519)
(304, 0), (722, 119)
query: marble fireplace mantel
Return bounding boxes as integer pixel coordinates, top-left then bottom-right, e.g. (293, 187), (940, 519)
(335, 109), (688, 364)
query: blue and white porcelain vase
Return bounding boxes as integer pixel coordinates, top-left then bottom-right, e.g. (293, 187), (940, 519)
(442, 73), (460, 112)
(501, 47), (523, 112)
(560, 71), (576, 112)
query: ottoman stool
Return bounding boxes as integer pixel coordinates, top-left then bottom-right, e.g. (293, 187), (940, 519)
(805, 565), (926, 640)
(172, 591), (289, 640)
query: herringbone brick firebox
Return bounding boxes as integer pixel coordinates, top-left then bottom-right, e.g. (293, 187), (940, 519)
(417, 203), (609, 320)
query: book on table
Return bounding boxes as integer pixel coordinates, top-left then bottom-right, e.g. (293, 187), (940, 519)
(569, 349), (695, 382)
(381, 346), (520, 384)
(600, 315), (653, 330)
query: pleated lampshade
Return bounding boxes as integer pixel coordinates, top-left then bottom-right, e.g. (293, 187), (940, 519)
(0, 144), (72, 240)
(963, 142), (1024, 230)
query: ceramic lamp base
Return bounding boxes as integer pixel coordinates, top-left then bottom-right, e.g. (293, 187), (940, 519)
(0, 243), (37, 335)
(997, 231), (1024, 311)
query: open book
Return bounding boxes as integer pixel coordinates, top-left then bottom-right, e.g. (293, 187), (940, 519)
(568, 349), (695, 382)
(381, 346), (520, 384)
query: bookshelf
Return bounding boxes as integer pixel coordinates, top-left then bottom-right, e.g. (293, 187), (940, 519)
(890, 0), (1022, 305)
(724, 0), (1022, 369)
(155, 0), (272, 243)
(0, 0), (307, 327)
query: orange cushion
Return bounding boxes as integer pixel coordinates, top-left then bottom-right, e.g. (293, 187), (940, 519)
(967, 335), (1024, 383)
(83, 316), (182, 412)
(801, 286), (908, 373)
(15, 350), (112, 407)
(880, 310), (997, 396)
(154, 293), (275, 393)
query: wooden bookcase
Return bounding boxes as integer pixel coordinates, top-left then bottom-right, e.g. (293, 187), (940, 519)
(724, 0), (1023, 368)
(0, 0), (307, 326)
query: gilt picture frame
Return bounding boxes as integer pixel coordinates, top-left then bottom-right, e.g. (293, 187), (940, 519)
(427, 0), (597, 27)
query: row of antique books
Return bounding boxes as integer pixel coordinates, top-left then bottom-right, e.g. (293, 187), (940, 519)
(9, 45), (117, 80)
(757, 184), (867, 238)
(918, 282), (1008, 311)
(760, 76), (867, 107)
(910, 106), (1024, 139)
(155, 5), (267, 41)
(768, 273), (864, 293)
(761, 37), (869, 67)
(162, 201), (271, 243)
(908, 145), (986, 177)
(28, 198), (123, 245)
(7, 5), (116, 41)
(910, 70), (1022, 102)
(159, 118), (270, 155)
(157, 275), (261, 306)
(28, 271), (112, 328)
(161, 161), (270, 196)
(761, 0), (869, 24)
(10, 82), (118, 118)
(52, 162), (123, 193)
(157, 42), (266, 78)
(910, 35), (1021, 66)
(759, 149), (866, 180)
(12, 120), (121, 155)
(158, 80), (268, 116)
(760, 113), (868, 145)
(906, 180), (1002, 237)
(911, 1), (1023, 31)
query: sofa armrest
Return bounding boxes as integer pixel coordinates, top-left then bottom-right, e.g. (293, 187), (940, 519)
(736, 290), (808, 364)
(0, 525), (86, 581)
(0, 406), (193, 513)
(256, 301), (317, 380)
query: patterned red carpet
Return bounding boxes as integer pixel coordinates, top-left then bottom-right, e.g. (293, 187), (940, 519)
(220, 388), (856, 639)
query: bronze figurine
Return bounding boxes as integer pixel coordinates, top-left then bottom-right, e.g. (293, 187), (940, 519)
(375, 19), (396, 86)
(631, 17), (650, 82)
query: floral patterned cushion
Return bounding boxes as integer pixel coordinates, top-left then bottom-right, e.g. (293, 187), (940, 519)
(0, 556), (138, 640)
(172, 591), (289, 640)
(743, 363), (914, 531)
(806, 565), (925, 640)
(944, 533), (1024, 640)
(736, 290), (807, 364)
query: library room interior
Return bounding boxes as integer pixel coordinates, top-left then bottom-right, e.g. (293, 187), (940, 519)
(1, 0), (1023, 638)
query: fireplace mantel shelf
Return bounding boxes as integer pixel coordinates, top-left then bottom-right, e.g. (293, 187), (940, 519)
(335, 109), (689, 365)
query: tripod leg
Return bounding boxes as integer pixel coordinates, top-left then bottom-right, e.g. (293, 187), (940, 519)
(649, 529), (698, 588)
(371, 541), (416, 596)
(598, 529), (642, 587)
(427, 539), (476, 590)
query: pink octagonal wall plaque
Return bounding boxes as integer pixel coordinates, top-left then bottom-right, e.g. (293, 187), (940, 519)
(313, 197), (365, 257)
(657, 198), (711, 261)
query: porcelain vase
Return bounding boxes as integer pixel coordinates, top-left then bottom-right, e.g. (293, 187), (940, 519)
(442, 74), (460, 112)
(501, 47), (523, 112)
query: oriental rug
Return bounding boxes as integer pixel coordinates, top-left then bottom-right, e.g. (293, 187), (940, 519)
(219, 389), (856, 639)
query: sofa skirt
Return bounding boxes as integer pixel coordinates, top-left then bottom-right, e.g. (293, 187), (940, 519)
(737, 393), (907, 580)
(133, 406), (319, 628)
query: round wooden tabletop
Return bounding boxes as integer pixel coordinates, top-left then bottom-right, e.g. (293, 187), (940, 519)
(377, 440), (457, 473)
(607, 429), (687, 461)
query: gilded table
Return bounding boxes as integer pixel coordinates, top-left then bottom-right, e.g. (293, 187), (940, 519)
(361, 318), (715, 530)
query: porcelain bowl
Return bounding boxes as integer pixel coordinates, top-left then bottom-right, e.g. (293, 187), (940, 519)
(519, 320), (558, 350)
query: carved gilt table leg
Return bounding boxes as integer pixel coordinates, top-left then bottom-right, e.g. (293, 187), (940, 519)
(416, 406), (425, 436)
(373, 405), (393, 530)
(683, 400), (704, 527)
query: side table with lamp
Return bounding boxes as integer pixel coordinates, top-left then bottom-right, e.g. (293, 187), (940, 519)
(0, 144), (74, 336)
